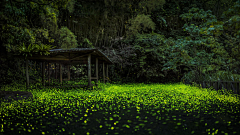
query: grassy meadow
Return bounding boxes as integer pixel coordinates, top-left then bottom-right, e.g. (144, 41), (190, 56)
(0, 79), (240, 135)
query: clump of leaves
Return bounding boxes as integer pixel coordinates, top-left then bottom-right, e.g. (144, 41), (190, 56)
(125, 14), (156, 39)
(57, 26), (78, 49)
(161, 7), (240, 84)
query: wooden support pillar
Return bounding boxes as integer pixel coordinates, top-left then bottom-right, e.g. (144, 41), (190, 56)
(88, 54), (91, 89)
(60, 63), (62, 85)
(67, 65), (70, 81)
(106, 64), (109, 83)
(42, 62), (45, 87)
(48, 62), (50, 86)
(55, 63), (57, 83)
(96, 58), (98, 86)
(78, 64), (80, 81)
(103, 62), (105, 83)
(26, 59), (29, 89)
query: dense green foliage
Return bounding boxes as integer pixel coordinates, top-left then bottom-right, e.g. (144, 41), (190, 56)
(0, 0), (77, 86)
(110, 0), (240, 84)
(0, 0), (240, 87)
(125, 14), (156, 38)
(56, 26), (78, 49)
(162, 6), (240, 83)
(1, 1), (240, 134)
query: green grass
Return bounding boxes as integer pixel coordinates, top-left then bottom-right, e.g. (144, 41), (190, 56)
(0, 80), (240, 135)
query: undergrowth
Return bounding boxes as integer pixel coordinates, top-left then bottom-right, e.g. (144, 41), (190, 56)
(0, 80), (240, 135)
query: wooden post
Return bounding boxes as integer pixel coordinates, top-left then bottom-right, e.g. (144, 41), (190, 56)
(48, 62), (50, 86)
(88, 54), (91, 89)
(67, 65), (70, 81)
(55, 63), (57, 83)
(106, 64), (108, 83)
(78, 64), (81, 81)
(26, 59), (29, 89)
(96, 58), (98, 86)
(60, 63), (62, 85)
(103, 62), (105, 83)
(42, 62), (45, 87)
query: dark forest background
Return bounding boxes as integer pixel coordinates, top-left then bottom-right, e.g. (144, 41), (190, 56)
(1, 0), (240, 88)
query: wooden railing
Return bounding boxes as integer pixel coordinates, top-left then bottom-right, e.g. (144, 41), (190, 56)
(184, 80), (240, 95)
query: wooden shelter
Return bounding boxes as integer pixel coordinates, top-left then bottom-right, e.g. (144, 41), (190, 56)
(14, 48), (113, 89)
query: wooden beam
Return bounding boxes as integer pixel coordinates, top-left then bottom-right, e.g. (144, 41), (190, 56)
(88, 54), (91, 89)
(103, 62), (105, 83)
(69, 51), (96, 61)
(96, 58), (98, 86)
(26, 59), (29, 89)
(79, 64), (81, 81)
(67, 65), (70, 81)
(26, 51), (96, 61)
(42, 62), (45, 87)
(60, 63), (62, 85)
(38, 58), (108, 66)
(48, 62), (50, 86)
(107, 64), (108, 83)
(55, 63), (57, 83)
